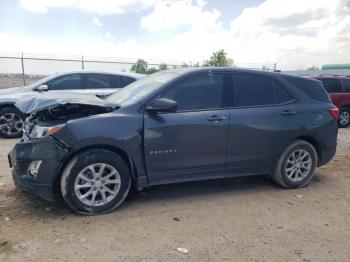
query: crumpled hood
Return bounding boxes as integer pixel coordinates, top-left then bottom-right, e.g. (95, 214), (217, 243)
(0, 86), (33, 102)
(15, 92), (116, 114)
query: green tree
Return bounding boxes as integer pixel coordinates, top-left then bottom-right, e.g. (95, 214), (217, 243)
(307, 65), (320, 70)
(131, 59), (148, 74)
(146, 67), (159, 74)
(203, 49), (230, 67)
(181, 63), (189, 68)
(159, 63), (168, 71)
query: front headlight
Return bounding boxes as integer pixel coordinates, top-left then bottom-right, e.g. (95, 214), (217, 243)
(30, 124), (65, 138)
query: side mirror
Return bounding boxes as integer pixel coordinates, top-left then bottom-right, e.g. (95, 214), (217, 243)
(34, 84), (48, 92)
(146, 98), (177, 114)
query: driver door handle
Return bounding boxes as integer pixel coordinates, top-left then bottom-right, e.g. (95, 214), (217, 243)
(281, 110), (296, 116)
(207, 115), (226, 122)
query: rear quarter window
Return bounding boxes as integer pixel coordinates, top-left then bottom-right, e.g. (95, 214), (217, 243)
(285, 76), (330, 103)
(342, 79), (350, 93)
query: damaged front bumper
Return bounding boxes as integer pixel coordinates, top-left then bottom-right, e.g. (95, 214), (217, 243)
(8, 137), (69, 201)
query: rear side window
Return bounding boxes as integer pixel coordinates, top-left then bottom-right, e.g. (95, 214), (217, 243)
(234, 74), (273, 106)
(233, 74), (291, 107)
(113, 76), (136, 89)
(342, 79), (350, 93)
(122, 76), (136, 86)
(320, 79), (342, 93)
(285, 76), (330, 103)
(86, 74), (113, 89)
(161, 73), (224, 111)
(274, 79), (292, 104)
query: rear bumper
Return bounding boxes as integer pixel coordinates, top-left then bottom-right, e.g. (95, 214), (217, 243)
(8, 137), (69, 201)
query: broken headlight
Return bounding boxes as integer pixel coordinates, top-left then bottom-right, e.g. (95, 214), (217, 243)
(30, 124), (65, 138)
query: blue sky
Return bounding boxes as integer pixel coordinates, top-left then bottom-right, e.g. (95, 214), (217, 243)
(0, 0), (262, 46)
(0, 0), (349, 70)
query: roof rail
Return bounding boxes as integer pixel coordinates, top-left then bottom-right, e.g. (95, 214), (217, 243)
(317, 74), (350, 77)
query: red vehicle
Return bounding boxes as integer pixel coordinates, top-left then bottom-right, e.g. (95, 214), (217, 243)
(312, 75), (350, 128)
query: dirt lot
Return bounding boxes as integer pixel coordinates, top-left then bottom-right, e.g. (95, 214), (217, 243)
(0, 74), (43, 89)
(0, 130), (349, 262)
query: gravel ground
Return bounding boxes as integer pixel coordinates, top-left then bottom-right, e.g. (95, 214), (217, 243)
(0, 129), (349, 262)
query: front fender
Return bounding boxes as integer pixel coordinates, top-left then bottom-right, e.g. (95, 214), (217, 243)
(53, 112), (146, 178)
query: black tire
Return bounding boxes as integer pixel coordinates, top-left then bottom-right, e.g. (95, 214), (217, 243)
(60, 149), (131, 215)
(272, 140), (317, 189)
(0, 107), (26, 138)
(338, 107), (350, 128)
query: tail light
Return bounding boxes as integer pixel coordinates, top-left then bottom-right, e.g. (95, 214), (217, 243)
(328, 107), (339, 120)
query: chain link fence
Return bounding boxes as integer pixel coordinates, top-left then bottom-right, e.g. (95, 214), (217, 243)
(0, 51), (280, 88)
(0, 51), (184, 87)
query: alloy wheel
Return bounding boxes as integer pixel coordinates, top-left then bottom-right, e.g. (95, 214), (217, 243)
(74, 163), (121, 207)
(285, 149), (312, 182)
(0, 113), (23, 137)
(339, 111), (350, 126)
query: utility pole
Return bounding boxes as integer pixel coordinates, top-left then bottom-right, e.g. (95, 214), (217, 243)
(81, 56), (85, 70)
(21, 52), (26, 86)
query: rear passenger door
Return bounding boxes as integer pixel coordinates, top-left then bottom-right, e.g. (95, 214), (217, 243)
(227, 74), (298, 175)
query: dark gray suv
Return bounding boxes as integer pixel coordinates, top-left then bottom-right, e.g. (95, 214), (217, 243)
(8, 68), (338, 215)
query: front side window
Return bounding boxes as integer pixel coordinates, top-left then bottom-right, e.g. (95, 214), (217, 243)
(342, 79), (350, 93)
(85, 74), (113, 89)
(320, 79), (342, 93)
(161, 73), (224, 111)
(46, 74), (82, 90)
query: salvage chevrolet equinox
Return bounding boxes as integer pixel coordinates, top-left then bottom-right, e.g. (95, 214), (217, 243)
(9, 68), (339, 215)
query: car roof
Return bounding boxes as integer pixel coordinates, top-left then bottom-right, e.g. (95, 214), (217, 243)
(52, 70), (145, 79)
(311, 74), (350, 79)
(163, 67), (311, 80)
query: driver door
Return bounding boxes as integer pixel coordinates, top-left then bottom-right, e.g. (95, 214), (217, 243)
(144, 72), (230, 185)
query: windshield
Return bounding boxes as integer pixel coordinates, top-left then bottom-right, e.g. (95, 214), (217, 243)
(105, 71), (178, 106)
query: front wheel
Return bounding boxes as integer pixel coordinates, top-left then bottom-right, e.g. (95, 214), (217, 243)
(0, 107), (25, 138)
(338, 107), (350, 128)
(272, 140), (317, 189)
(60, 149), (131, 215)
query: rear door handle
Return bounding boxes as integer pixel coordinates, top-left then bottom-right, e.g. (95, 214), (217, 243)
(281, 110), (296, 116)
(207, 115), (226, 122)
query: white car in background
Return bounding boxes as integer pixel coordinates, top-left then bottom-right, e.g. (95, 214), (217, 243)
(0, 70), (144, 138)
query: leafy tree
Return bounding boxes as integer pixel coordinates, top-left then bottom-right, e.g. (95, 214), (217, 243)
(159, 63), (168, 71)
(262, 65), (270, 71)
(203, 49), (230, 67)
(307, 65), (320, 70)
(146, 67), (159, 74)
(181, 63), (189, 68)
(131, 59), (148, 74)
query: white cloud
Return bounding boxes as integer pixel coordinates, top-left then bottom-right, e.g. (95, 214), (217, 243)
(19, 0), (159, 15)
(105, 32), (113, 39)
(141, 0), (221, 32)
(93, 17), (103, 27)
(8, 0), (350, 70)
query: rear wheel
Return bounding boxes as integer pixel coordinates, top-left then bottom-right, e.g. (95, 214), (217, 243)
(60, 149), (131, 215)
(272, 140), (317, 188)
(0, 107), (25, 138)
(338, 107), (350, 128)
